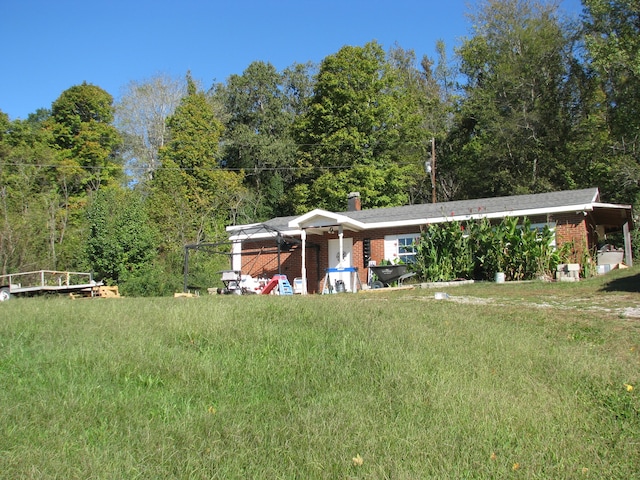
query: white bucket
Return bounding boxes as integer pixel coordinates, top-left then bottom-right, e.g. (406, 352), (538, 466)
(495, 272), (506, 283)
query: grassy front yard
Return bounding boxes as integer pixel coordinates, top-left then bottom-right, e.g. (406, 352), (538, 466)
(1, 268), (638, 478)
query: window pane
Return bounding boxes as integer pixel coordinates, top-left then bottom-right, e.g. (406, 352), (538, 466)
(397, 236), (418, 263)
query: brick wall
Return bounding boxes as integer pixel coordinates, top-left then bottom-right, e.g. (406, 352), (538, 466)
(239, 227), (422, 293)
(237, 215), (592, 292)
(240, 241), (321, 292)
(550, 212), (590, 261)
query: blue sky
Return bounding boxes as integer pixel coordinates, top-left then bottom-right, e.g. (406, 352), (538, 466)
(1, 0), (584, 120)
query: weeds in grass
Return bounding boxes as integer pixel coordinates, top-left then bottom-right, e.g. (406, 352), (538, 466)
(0, 270), (639, 478)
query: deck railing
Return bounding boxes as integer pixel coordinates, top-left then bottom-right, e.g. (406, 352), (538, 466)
(0, 270), (95, 290)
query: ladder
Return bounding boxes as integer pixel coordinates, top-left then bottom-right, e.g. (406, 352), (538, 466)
(277, 277), (293, 295)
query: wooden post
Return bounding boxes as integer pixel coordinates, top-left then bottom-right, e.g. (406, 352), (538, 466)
(183, 247), (190, 293)
(431, 138), (436, 204)
(623, 221), (633, 267)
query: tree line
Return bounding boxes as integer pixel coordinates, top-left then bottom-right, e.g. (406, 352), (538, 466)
(1, 0), (638, 295)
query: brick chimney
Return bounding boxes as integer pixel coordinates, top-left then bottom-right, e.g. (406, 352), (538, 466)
(348, 192), (361, 211)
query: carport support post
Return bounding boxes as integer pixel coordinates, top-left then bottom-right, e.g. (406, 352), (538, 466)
(231, 241), (242, 271)
(623, 221), (633, 267)
(301, 229), (308, 294)
(276, 233), (282, 275)
(339, 226), (344, 268)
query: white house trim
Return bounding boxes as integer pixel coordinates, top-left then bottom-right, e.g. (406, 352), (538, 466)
(288, 209), (366, 232)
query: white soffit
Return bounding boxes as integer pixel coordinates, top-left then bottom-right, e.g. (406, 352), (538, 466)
(592, 201), (632, 210)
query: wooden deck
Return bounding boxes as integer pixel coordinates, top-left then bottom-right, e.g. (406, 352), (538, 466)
(0, 270), (103, 299)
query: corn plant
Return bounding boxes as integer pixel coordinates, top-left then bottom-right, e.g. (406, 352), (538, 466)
(415, 217), (567, 282)
(466, 218), (504, 279)
(415, 221), (473, 282)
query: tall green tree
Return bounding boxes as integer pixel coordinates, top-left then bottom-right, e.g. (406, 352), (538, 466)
(388, 43), (451, 203)
(0, 112), (44, 272)
(213, 61), (300, 219)
(583, 0), (640, 203)
(0, 109), (82, 272)
(149, 74), (247, 250)
(50, 82), (123, 194)
(43, 83), (123, 269)
(449, 0), (580, 198)
(292, 41), (426, 213)
(563, 58), (618, 198)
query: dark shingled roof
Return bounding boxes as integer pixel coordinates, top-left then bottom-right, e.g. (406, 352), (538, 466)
(257, 188), (601, 231)
(345, 188), (599, 224)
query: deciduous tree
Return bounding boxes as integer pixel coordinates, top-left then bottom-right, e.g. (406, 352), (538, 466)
(0, 111), (78, 271)
(85, 187), (158, 288)
(50, 82), (123, 194)
(450, 0), (580, 198)
(583, 0), (640, 202)
(115, 74), (186, 186)
(292, 41), (425, 212)
(213, 61), (313, 219)
(150, 74), (247, 250)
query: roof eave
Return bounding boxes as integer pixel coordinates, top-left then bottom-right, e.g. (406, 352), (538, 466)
(361, 204), (601, 229)
(229, 228), (302, 242)
(288, 209), (366, 231)
(226, 222), (263, 233)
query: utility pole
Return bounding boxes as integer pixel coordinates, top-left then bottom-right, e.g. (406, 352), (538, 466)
(424, 138), (437, 203)
(431, 138), (436, 203)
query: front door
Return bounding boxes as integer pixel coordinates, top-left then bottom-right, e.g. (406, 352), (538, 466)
(328, 238), (353, 291)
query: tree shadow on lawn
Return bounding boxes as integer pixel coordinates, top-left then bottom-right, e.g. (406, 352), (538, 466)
(600, 271), (640, 293)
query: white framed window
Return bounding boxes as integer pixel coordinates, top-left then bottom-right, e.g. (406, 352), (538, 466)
(529, 222), (557, 248)
(383, 233), (421, 264)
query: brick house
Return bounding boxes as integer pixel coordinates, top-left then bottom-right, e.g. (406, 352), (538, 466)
(226, 188), (633, 293)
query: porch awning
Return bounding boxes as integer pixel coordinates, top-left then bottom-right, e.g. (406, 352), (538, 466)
(288, 209), (365, 233)
(589, 203), (633, 228)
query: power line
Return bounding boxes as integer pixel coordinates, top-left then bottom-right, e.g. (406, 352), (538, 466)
(0, 160), (423, 173)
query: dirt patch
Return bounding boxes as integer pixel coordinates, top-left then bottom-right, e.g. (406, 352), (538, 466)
(404, 292), (640, 319)
(620, 307), (640, 318)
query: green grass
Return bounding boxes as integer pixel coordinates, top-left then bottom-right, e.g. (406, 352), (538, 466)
(1, 268), (639, 479)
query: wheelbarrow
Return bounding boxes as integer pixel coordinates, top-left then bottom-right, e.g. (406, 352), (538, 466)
(369, 264), (415, 288)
